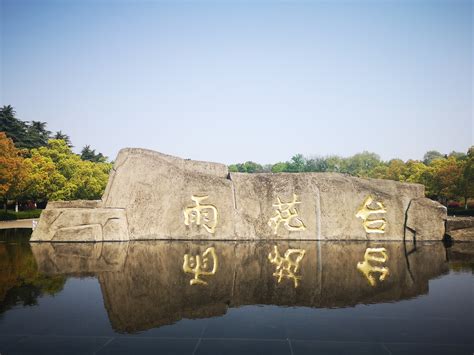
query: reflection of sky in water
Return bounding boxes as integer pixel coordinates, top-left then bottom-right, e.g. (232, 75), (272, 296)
(0, 235), (472, 354)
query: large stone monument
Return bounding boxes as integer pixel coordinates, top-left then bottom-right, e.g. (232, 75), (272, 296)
(30, 148), (447, 242)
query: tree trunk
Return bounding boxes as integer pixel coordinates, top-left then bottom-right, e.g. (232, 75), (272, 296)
(465, 196), (469, 210)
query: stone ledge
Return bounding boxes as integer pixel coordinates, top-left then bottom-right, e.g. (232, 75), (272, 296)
(446, 216), (474, 242)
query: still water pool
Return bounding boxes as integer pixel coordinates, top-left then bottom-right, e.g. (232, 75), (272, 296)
(1, 229), (473, 354)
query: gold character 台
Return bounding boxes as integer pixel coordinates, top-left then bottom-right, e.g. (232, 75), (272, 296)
(183, 195), (219, 234)
(357, 247), (389, 286)
(268, 245), (306, 288)
(356, 196), (387, 234)
(183, 247), (218, 286)
(268, 194), (306, 235)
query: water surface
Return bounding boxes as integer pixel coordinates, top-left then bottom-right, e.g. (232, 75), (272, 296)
(1, 229), (473, 354)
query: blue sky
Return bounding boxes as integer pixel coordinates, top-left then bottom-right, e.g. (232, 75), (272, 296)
(1, 0), (472, 164)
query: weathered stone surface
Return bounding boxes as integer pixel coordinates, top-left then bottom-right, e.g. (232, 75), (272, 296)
(405, 198), (447, 240)
(231, 172), (425, 240)
(31, 148), (448, 241)
(31, 241), (454, 333)
(32, 242), (128, 274)
(30, 208), (128, 242)
(45, 200), (103, 209)
(446, 216), (474, 241)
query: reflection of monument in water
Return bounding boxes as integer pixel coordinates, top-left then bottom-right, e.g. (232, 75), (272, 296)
(31, 241), (465, 333)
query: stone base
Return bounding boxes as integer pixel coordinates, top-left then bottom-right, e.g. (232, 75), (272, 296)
(446, 217), (474, 242)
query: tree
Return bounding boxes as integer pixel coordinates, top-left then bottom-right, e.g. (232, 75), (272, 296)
(448, 151), (467, 160)
(22, 152), (66, 203)
(425, 157), (463, 205)
(457, 146), (474, 209)
(0, 106), (54, 149)
(0, 105), (29, 148)
(53, 131), (73, 148)
(30, 140), (112, 201)
(287, 154), (306, 172)
(325, 155), (344, 173)
(0, 132), (27, 211)
(304, 156), (328, 172)
(229, 161), (263, 173)
(271, 162), (288, 173)
(27, 121), (51, 148)
(423, 150), (444, 165)
(384, 159), (405, 181)
(342, 152), (382, 177)
(81, 145), (107, 163)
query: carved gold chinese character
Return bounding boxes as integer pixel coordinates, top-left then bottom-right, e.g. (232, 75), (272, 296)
(183, 195), (218, 234)
(357, 247), (389, 286)
(268, 194), (306, 235)
(356, 196), (387, 234)
(183, 247), (218, 285)
(268, 245), (306, 288)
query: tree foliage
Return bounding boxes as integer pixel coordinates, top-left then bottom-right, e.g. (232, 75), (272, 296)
(229, 147), (474, 207)
(1, 106), (113, 205)
(0, 133), (27, 209)
(80, 145), (107, 163)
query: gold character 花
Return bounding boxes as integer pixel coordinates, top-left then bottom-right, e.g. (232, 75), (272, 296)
(268, 194), (306, 235)
(268, 245), (306, 288)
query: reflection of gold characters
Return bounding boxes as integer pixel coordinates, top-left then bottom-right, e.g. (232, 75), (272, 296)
(268, 245), (306, 288)
(356, 196), (387, 234)
(183, 247), (218, 285)
(183, 195), (218, 234)
(357, 247), (389, 286)
(268, 194), (306, 235)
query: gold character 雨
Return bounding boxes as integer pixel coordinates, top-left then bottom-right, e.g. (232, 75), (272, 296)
(183, 195), (219, 234)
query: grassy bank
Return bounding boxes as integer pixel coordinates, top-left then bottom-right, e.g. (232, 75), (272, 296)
(0, 209), (42, 221)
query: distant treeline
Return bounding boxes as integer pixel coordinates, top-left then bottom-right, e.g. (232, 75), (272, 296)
(0, 105), (112, 210)
(230, 149), (474, 209)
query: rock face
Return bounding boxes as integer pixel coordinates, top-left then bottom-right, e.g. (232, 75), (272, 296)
(31, 148), (447, 242)
(31, 240), (455, 333)
(446, 217), (474, 242)
(405, 198), (447, 241)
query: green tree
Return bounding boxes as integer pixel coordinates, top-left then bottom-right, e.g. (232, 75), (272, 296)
(325, 155), (344, 173)
(27, 121), (51, 148)
(287, 154), (306, 172)
(271, 162), (288, 173)
(304, 156), (328, 172)
(81, 145), (107, 163)
(342, 151), (382, 177)
(423, 150), (444, 165)
(424, 156), (463, 204)
(53, 131), (73, 148)
(457, 146), (474, 209)
(0, 105), (30, 148)
(29, 140), (112, 201)
(22, 152), (66, 203)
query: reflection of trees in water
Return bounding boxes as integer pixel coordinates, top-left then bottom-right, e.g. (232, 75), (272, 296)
(0, 229), (66, 314)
